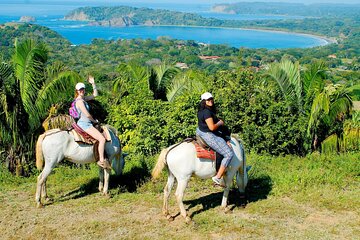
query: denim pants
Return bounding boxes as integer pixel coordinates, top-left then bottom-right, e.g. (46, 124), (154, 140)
(196, 128), (234, 168)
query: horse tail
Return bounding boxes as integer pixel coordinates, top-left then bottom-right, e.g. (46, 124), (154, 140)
(36, 133), (46, 170)
(151, 148), (169, 179)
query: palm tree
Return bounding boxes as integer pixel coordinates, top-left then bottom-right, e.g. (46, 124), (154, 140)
(113, 62), (182, 101)
(266, 60), (355, 152)
(0, 39), (80, 175)
(308, 83), (354, 150)
(148, 63), (179, 100)
(166, 70), (207, 102)
(112, 62), (151, 103)
(265, 60), (302, 111)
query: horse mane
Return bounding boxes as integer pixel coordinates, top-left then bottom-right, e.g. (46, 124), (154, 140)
(231, 133), (245, 146)
(42, 114), (75, 131)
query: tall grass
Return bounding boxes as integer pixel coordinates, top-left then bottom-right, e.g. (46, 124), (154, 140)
(247, 153), (360, 210)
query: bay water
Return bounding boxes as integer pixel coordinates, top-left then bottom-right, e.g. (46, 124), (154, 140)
(0, 2), (326, 49)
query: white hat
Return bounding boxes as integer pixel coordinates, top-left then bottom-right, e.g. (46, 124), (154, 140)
(201, 92), (213, 100)
(75, 82), (86, 90)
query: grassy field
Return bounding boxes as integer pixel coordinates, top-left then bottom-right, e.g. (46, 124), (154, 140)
(0, 153), (359, 239)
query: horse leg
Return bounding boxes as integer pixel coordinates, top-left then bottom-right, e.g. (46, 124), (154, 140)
(102, 168), (111, 196)
(35, 165), (53, 208)
(175, 179), (191, 223)
(236, 170), (246, 193)
(35, 173), (43, 208)
(163, 172), (175, 220)
(221, 173), (233, 209)
(98, 167), (104, 192)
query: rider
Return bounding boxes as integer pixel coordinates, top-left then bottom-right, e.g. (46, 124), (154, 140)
(196, 92), (233, 187)
(74, 76), (111, 170)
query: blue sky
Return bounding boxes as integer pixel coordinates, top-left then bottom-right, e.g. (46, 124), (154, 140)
(6, 0), (360, 4)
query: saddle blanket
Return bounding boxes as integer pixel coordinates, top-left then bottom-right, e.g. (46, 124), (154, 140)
(70, 123), (112, 144)
(194, 142), (216, 161)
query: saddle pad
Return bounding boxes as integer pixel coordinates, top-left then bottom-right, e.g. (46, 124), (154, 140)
(70, 124), (96, 144)
(194, 142), (216, 161)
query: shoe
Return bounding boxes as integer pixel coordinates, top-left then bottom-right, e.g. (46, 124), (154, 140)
(97, 160), (112, 170)
(212, 176), (225, 187)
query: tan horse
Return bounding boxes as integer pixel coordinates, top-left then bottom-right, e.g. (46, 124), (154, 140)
(35, 126), (124, 208)
(152, 136), (248, 223)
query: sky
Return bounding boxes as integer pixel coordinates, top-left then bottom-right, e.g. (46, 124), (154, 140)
(6, 0), (360, 4)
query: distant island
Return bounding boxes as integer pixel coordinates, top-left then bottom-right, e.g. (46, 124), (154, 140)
(211, 2), (360, 17)
(19, 16), (36, 23)
(64, 6), (223, 27)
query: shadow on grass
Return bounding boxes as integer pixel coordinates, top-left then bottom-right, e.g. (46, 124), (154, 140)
(183, 175), (272, 218)
(55, 177), (100, 204)
(45, 162), (151, 206)
(110, 165), (151, 193)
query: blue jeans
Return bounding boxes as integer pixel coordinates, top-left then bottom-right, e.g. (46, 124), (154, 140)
(196, 128), (233, 167)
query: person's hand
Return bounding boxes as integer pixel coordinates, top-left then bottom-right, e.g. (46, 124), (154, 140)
(88, 75), (95, 85)
(217, 120), (224, 126)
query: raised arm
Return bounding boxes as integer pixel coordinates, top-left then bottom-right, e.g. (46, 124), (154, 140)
(84, 75), (98, 101)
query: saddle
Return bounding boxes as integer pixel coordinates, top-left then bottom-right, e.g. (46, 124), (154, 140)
(185, 135), (224, 172)
(70, 122), (111, 144)
(69, 122), (112, 162)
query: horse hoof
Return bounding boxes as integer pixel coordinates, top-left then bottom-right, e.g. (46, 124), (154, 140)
(36, 203), (43, 208)
(185, 216), (192, 224)
(102, 192), (111, 198)
(45, 197), (53, 203)
(166, 215), (174, 222)
(224, 207), (232, 214)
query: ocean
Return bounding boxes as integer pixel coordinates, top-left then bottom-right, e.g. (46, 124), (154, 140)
(0, 2), (326, 49)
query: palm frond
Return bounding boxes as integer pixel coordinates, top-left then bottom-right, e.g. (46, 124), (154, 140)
(303, 61), (327, 105)
(12, 39), (48, 119)
(166, 74), (188, 102)
(34, 71), (80, 124)
(266, 60), (301, 108)
(307, 91), (330, 135)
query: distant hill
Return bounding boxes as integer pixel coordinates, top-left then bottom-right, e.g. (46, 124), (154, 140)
(64, 6), (223, 27)
(212, 2), (360, 17)
(0, 23), (70, 58)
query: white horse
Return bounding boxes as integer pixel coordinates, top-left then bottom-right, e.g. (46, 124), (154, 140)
(152, 136), (248, 222)
(35, 126), (124, 208)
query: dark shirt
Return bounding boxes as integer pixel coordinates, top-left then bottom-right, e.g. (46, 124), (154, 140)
(197, 108), (220, 133)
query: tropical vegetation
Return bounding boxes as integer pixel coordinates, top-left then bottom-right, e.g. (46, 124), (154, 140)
(0, 3), (359, 179)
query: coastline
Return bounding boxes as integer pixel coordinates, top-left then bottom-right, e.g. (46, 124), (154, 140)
(0, 15), (335, 49)
(144, 24), (336, 48)
(236, 27), (337, 46)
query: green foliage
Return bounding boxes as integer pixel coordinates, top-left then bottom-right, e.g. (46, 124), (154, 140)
(0, 39), (80, 175)
(321, 113), (360, 153)
(0, 10), (359, 169)
(212, 68), (308, 155)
